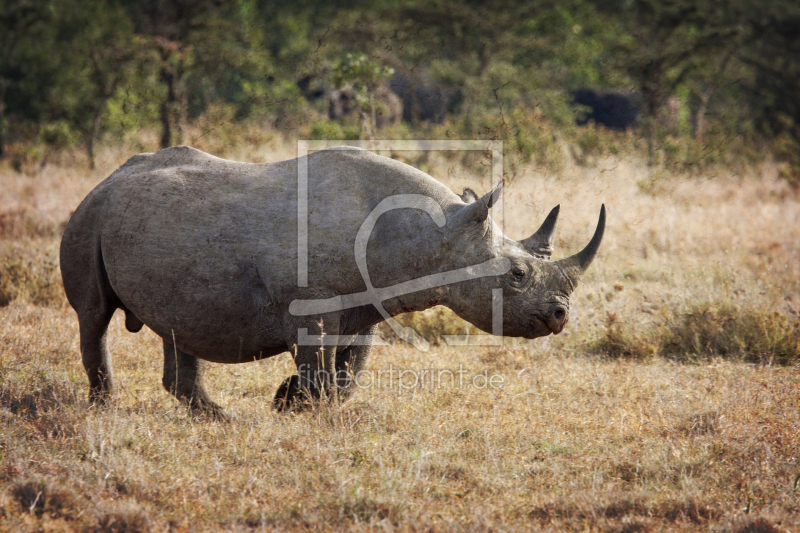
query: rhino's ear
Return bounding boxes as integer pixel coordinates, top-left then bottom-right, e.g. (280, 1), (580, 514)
(452, 181), (503, 226)
(459, 188), (479, 204)
(485, 181), (503, 208)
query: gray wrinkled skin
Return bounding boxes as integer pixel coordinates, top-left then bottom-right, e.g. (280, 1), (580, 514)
(60, 146), (604, 416)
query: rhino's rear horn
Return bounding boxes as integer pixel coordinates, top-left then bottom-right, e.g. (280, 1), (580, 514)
(522, 205), (560, 258)
(554, 204), (605, 289)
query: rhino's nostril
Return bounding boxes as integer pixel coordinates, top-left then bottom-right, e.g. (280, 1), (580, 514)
(545, 306), (569, 335)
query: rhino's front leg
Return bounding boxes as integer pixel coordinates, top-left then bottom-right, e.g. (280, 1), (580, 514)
(162, 339), (227, 419)
(334, 325), (377, 400)
(273, 318), (339, 411)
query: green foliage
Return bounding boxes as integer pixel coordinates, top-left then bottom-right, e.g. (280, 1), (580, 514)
(9, 145), (40, 174)
(0, 0), (58, 155)
(503, 106), (565, 177)
(330, 53), (394, 138)
(0, 0), (797, 173)
(310, 120), (344, 140)
(39, 121), (80, 148)
(331, 54), (394, 95)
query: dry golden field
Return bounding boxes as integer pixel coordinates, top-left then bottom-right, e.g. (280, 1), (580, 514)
(1, 142), (799, 532)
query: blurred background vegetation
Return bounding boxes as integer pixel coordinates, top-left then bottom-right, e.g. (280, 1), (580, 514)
(1, 0), (799, 181)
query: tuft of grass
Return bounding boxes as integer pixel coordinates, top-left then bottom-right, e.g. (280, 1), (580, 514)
(719, 516), (785, 533)
(377, 306), (470, 345)
(590, 301), (800, 364)
(0, 240), (65, 307)
(11, 478), (84, 520)
(571, 121), (626, 166)
(527, 494), (722, 527)
(0, 206), (66, 240)
(0, 380), (78, 418)
(95, 502), (153, 533)
(662, 302), (800, 363)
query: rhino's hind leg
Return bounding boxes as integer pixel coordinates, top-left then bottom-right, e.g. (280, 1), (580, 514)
(62, 234), (119, 405)
(79, 308), (116, 405)
(162, 339), (227, 419)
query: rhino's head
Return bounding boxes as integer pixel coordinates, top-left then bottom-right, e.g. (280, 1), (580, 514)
(445, 183), (605, 339)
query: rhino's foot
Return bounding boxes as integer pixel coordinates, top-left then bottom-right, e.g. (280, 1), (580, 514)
(88, 385), (112, 406)
(183, 394), (230, 421)
(273, 375), (318, 412)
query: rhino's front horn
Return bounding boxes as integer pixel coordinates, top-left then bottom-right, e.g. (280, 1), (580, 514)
(522, 205), (560, 258)
(553, 204), (605, 289)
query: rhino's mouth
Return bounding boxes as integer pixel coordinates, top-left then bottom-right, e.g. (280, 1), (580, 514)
(531, 314), (555, 336)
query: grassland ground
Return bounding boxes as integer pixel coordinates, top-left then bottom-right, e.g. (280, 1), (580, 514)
(1, 143), (799, 531)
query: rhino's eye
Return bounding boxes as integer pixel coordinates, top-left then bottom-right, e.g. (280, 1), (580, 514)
(511, 268), (526, 281)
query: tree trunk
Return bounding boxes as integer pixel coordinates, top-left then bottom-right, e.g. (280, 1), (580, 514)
(641, 83), (661, 167)
(175, 59), (185, 145)
(694, 93), (708, 141)
(160, 62), (176, 149)
(358, 108), (372, 140)
(369, 92), (376, 133)
(160, 99), (172, 149)
(87, 96), (110, 170)
(0, 79), (6, 159)
(645, 119), (655, 167)
(693, 52), (731, 141)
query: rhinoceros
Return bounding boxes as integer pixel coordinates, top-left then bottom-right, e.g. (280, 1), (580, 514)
(60, 146), (604, 416)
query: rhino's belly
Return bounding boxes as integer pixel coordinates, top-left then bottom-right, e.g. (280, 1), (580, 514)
(103, 231), (289, 362)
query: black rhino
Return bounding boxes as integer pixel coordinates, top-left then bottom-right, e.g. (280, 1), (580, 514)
(60, 146), (604, 416)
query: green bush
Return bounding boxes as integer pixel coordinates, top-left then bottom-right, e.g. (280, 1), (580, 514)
(310, 120), (345, 140)
(499, 107), (565, 179)
(9, 144), (42, 174)
(40, 121), (79, 148)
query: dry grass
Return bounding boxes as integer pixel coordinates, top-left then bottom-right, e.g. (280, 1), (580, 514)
(1, 142), (799, 531)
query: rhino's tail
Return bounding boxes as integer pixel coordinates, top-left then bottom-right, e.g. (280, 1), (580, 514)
(61, 208), (144, 334)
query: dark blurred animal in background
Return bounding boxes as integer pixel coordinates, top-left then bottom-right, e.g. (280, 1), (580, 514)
(572, 88), (640, 130)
